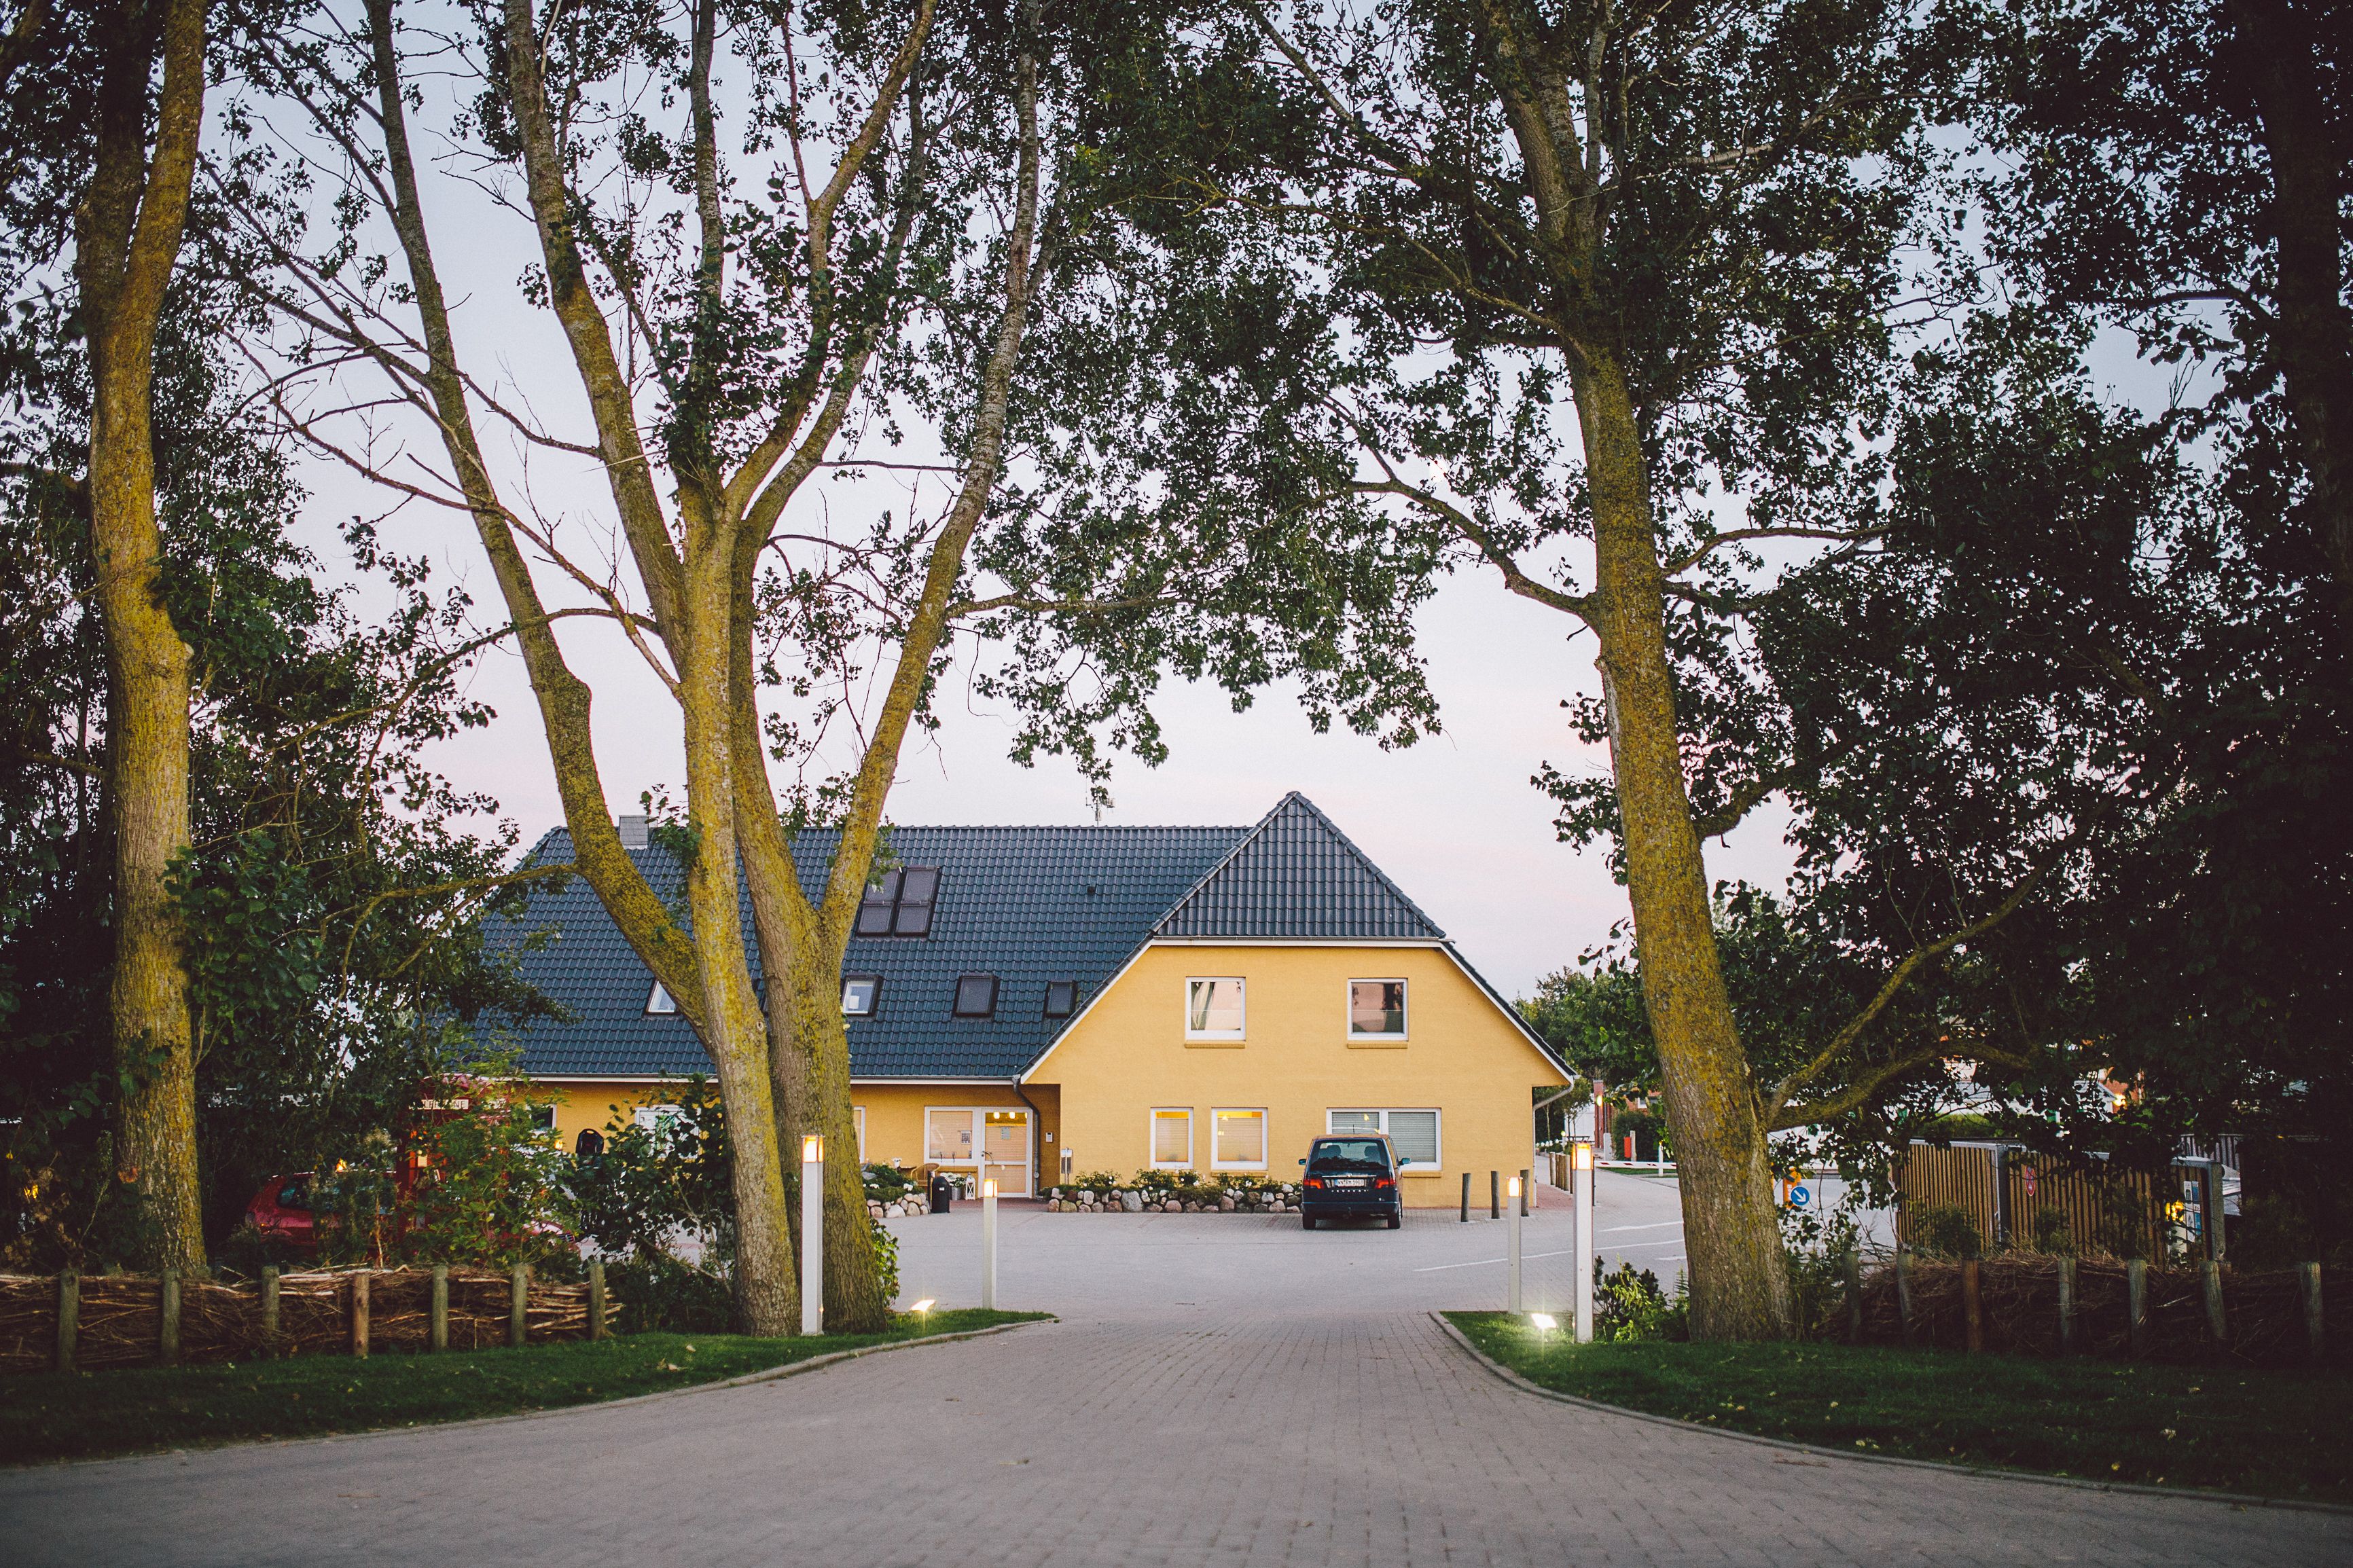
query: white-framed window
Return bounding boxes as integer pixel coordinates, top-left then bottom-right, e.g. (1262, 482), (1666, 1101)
(842, 974), (882, 1017)
(1347, 979), (1408, 1039)
(634, 1103), (683, 1133)
(1150, 1108), (1193, 1169)
(645, 979), (679, 1015)
(854, 1105), (867, 1163)
(1329, 1108), (1441, 1168)
(1211, 1108), (1268, 1170)
(1185, 977), (1245, 1039)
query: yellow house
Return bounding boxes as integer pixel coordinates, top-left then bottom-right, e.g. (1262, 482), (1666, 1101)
(489, 793), (1566, 1202)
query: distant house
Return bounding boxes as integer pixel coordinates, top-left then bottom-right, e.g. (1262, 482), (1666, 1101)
(486, 792), (1567, 1201)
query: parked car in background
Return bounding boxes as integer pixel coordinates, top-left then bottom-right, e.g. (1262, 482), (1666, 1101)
(1297, 1135), (1405, 1229)
(245, 1173), (323, 1252)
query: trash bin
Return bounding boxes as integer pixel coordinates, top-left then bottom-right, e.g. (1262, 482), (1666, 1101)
(929, 1173), (954, 1214)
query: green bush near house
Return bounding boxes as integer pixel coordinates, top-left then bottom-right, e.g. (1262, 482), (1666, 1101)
(862, 1163), (911, 1203)
(1910, 1203), (1983, 1259)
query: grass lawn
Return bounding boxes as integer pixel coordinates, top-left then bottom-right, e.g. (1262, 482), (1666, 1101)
(2, 1309), (1047, 1466)
(1445, 1311), (2353, 1505)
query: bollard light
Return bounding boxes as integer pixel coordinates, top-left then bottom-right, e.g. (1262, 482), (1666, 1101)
(1572, 1139), (1594, 1343)
(800, 1133), (825, 1336)
(980, 1175), (1000, 1311)
(1505, 1174), (1525, 1313)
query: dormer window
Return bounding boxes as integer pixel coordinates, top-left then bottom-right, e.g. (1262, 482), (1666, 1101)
(645, 980), (678, 1015)
(952, 973), (999, 1019)
(1043, 979), (1077, 1019)
(842, 974), (882, 1017)
(855, 865), (939, 937)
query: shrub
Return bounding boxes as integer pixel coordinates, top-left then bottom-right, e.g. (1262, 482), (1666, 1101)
(1592, 1261), (1687, 1341)
(1068, 1171), (1123, 1193)
(1911, 1203), (1982, 1259)
(2028, 1205), (2074, 1255)
(863, 1163), (911, 1203)
(607, 1251), (734, 1334)
(869, 1216), (900, 1305)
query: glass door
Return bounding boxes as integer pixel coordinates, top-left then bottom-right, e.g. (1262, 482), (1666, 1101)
(924, 1107), (1032, 1197)
(982, 1110), (1032, 1197)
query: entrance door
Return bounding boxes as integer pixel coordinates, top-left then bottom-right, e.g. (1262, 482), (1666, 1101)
(924, 1107), (1032, 1197)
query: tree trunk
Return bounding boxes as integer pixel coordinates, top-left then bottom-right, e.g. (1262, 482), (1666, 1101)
(77, 0), (209, 1273)
(2232, 0), (2353, 632)
(1573, 351), (1793, 1340)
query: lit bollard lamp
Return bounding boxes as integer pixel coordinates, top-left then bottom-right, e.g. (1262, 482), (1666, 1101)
(981, 1177), (999, 1311)
(1506, 1174), (1524, 1313)
(802, 1135), (824, 1336)
(1573, 1141), (1594, 1343)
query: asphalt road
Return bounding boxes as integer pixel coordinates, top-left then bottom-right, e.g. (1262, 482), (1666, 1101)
(3, 1173), (2340, 1567)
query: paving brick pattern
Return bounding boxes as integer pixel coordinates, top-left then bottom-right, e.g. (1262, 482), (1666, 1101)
(3, 1185), (2341, 1566)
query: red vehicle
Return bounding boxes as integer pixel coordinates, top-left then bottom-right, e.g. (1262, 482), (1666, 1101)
(245, 1173), (325, 1252)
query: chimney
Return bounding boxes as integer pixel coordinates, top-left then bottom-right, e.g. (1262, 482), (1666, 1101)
(617, 814), (649, 850)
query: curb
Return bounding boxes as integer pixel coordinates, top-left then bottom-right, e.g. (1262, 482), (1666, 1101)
(16, 1317), (1052, 1472)
(1427, 1312), (2353, 1518)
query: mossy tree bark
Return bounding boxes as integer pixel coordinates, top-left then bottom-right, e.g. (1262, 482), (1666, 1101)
(77, 0), (210, 1273)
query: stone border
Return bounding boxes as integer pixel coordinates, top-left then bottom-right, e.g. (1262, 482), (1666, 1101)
(1429, 1312), (2353, 1518)
(24, 1317), (1052, 1472)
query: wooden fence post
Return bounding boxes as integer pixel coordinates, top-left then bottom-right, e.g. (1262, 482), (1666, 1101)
(261, 1265), (280, 1354)
(159, 1269), (180, 1366)
(2127, 1258), (2148, 1358)
(509, 1264), (528, 1348)
(2200, 1258), (2227, 1351)
(430, 1264), (448, 1352)
(54, 1269), (78, 1372)
(2303, 1262), (2324, 1363)
(588, 1259), (607, 1341)
(350, 1272), (371, 1359)
(1962, 1258), (1983, 1352)
(1894, 1247), (1914, 1347)
(1844, 1250), (1864, 1343)
(2058, 1256), (2077, 1355)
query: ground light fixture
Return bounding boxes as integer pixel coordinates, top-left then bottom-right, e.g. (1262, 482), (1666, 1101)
(910, 1298), (935, 1314)
(1505, 1175), (1524, 1313)
(980, 1177), (999, 1311)
(1572, 1142), (1595, 1343)
(801, 1135), (825, 1336)
(1529, 1313), (1559, 1332)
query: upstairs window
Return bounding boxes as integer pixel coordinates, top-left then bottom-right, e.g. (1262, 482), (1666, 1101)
(1185, 977), (1245, 1039)
(1348, 979), (1407, 1038)
(855, 866), (939, 937)
(645, 980), (679, 1015)
(1043, 979), (1078, 1019)
(952, 973), (999, 1019)
(841, 974), (882, 1017)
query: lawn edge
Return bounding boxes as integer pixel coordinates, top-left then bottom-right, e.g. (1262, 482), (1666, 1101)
(10, 1315), (1054, 1472)
(1429, 1311), (2353, 1518)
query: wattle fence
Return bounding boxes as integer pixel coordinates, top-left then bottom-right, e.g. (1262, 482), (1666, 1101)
(0, 1264), (614, 1374)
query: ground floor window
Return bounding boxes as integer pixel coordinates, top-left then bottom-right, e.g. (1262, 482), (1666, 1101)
(1328, 1108), (1440, 1167)
(1212, 1108), (1268, 1170)
(923, 1106), (1033, 1195)
(1151, 1108), (1193, 1168)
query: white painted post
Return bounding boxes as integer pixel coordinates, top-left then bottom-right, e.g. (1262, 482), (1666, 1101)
(801, 1135), (825, 1336)
(1573, 1141), (1595, 1343)
(1506, 1175), (1524, 1312)
(982, 1177), (999, 1311)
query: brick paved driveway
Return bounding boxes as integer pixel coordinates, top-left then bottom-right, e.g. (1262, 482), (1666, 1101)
(3, 1178), (2342, 1566)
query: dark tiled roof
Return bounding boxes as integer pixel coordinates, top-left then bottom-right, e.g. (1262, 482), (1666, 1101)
(480, 823), (1245, 1081)
(1154, 792), (1448, 941)
(480, 792), (1507, 1084)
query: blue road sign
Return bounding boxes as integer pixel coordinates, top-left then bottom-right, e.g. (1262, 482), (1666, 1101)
(1788, 1184), (1811, 1209)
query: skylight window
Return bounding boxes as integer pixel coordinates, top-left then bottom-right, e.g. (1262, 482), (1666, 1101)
(1043, 979), (1078, 1019)
(952, 973), (999, 1019)
(841, 974), (882, 1017)
(645, 980), (678, 1015)
(855, 865), (939, 937)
